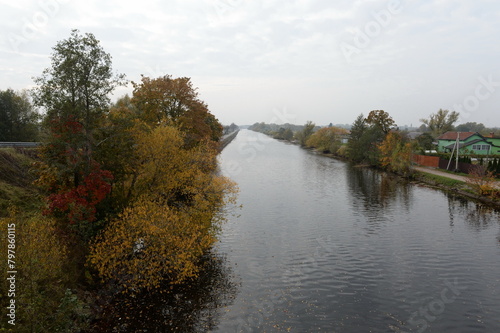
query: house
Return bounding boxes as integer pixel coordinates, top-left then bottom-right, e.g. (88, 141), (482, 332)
(437, 132), (500, 155)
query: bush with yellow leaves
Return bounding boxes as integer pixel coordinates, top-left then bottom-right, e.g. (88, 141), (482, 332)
(89, 125), (237, 293)
(0, 209), (90, 332)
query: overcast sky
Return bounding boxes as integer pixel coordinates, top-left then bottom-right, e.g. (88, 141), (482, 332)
(1, 0), (500, 127)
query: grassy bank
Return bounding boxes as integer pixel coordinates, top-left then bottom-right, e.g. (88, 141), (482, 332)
(413, 170), (500, 209)
(416, 172), (466, 188)
(0, 148), (42, 216)
(306, 145), (500, 209)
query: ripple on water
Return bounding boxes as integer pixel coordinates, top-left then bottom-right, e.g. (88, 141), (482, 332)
(214, 130), (500, 332)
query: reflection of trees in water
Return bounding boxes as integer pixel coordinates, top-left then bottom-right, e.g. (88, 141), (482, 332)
(92, 250), (238, 332)
(347, 166), (413, 214)
(345, 166), (413, 236)
(447, 195), (500, 231)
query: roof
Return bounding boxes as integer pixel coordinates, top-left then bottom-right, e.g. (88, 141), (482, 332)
(437, 131), (477, 141)
(444, 138), (486, 150)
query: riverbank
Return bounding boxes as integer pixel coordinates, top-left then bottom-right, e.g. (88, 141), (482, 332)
(250, 130), (500, 209)
(219, 130), (239, 151)
(305, 145), (500, 209)
(412, 165), (500, 209)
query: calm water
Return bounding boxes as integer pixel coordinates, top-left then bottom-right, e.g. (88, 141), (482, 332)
(213, 129), (500, 332)
(98, 129), (500, 332)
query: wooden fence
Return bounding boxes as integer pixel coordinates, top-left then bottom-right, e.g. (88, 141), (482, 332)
(412, 154), (440, 168)
(413, 154), (481, 174)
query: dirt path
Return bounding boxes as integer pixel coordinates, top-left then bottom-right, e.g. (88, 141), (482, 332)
(413, 166), (471, 182)
(413, 166), (500, 189)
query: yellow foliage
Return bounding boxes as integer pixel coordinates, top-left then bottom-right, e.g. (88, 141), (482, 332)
(378, 131), (414, 176)
(89, 124), (237, 292)
(0, 209), (70, 330)
(89, 188), (235, 292)
(306, 127), (348, 153)
(466, 168), (500, 198)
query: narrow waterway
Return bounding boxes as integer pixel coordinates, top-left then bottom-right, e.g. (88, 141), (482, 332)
(213, 129), (500, 332)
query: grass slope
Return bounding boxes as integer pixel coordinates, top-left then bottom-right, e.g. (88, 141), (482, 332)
(0, 148), (41, 216)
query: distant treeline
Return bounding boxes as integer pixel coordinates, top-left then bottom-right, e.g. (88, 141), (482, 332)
(249, 109), (500, 181)
(249, 122), (321, 141)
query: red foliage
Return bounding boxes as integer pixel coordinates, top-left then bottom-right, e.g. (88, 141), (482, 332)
(50, 116), (84, 136)
(45, 167), (113, 224)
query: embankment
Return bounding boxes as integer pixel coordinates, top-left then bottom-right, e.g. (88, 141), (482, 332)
(0, 148), (41, 215)
(219, 130), (239, 151)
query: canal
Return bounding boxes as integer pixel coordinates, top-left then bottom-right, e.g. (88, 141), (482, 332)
(212, 129), (500, 332)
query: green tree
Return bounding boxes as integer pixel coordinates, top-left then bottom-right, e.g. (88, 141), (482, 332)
(282, 128), (294, 141)
(420, 109), (459, 136)
(295, 121), (315, 146)
(33, 29), (126, 134)
(0, 89), (40, 141)
(347, 113), (388, 165)
(347, 114), (367, 163)
(416, 132), (435, 152)
(455, 122), (485, 133)
(362, 125), (385, 166)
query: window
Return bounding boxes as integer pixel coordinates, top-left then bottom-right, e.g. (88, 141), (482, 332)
(472, 144), (490, 151)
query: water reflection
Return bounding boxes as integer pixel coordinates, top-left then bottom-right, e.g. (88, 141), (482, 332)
(447, 195), (500, 231)
(216, 130), (500, 332)
(347, 166), (413, 212)
(346, 166), (414, 236)
(92, 251), (238, 332)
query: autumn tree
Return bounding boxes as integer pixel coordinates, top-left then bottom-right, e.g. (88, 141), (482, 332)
(365, 110), (395, 134)
(378, 131), (414, 176)
(0, 89), (40, 141)
(0, 210), (89, 331)
(306, 126), (348, 153)
(87, 82), (235, 292)
(89, 125), (237, 292)
(295, 121), (316, 146)
(32, 29), (125, 239)
(420, 109), (459, 137)
(131, 75), (222, 147)
(466, 166), (499, 198)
